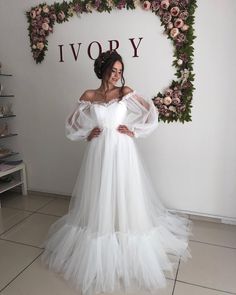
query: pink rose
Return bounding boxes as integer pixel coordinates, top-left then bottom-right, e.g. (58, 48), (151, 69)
(176, 33), (186, 43)
(174, 18), (184, 28)
(35, 7), (42, 15)
(165, 88), (173, 96)
(179, 10), (189, 20)
(143, 1), (151, 10)
(50, 13), (57, 21)
(181, 24), (189, 31)
(163, 96), (172, 105)
(170, 27), (179, 38)
(42, 22), (49, 31)
(170, 6), (180, 16)
(30, 10), (36, 19)
(43, 17), (50, 23)
(160, 0), (170, 10)
(162, 12), (172, 24)
(172, 97), (181, 104)
(151, 1), (160, 11)
(58, 11), (65, 21)
(167, 22), (173, 29)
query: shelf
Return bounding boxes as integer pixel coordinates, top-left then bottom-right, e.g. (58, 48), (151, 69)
(0, 152), (19, 160)
(0, 95), (14, 98)
(0, 133), (18, 139)
(0, 179), (23, 193)
(0, 115), (16, 119)
(0, 74), (12, 77)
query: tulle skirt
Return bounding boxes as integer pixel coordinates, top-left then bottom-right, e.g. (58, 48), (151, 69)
(40, 127), (192, 295)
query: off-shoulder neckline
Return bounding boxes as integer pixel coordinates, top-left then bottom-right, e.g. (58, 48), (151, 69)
(79, 90), (136, 106)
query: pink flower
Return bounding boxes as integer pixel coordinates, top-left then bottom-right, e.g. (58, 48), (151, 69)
(172, 97), (181, 105)
(167, 22), (173, 29)
(160, 0), (170, 10)
(143, 1), (151, 10)
(162, 12), (172, 24)
(43, 17), (50, 23)
(151, 1), (160, 11)
(165, 88), (173, 96)
(57, 11), (65, 21)
(174, 18), (184, 28)
(170, 6), (180, 16)
(176, 32), (186, 43)
(170, 0), (179, 5)
(179, 0), (189, 8)
(35, 7), (42, 15)
(181, 24), (189, 31)
(179, 10), (189, 20)
(42, 22), (49, 31)
(49, 13), (57, 21)
(30, 10), (36, 19)
(170, 27), (179, 38)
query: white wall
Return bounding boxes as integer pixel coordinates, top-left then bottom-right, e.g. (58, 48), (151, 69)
(0, 0), (235, 220)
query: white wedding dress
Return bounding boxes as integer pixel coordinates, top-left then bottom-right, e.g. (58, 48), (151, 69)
(41, 91), (192, 295)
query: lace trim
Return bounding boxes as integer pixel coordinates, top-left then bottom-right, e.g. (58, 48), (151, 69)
(79, 91), (136, 106)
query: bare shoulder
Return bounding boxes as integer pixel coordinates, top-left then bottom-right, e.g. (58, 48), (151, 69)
(121, 86), (134, 96)
(79, 90), (96, 102)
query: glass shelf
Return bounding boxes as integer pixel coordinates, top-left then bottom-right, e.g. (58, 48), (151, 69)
(0, 115), (16, 119)
(0, 133), (18, 139)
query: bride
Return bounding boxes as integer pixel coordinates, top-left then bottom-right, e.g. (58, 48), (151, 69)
(41, 50), (192, 295)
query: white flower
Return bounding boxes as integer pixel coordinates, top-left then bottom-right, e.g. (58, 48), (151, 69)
(177, 59), (183, 65)
(169, 106), (177, 112)
(36, 42), (44, 50)
(42, 5), (49, 13)
(163, 96), (172, 105)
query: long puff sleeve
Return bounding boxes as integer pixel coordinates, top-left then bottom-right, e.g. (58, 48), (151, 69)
(123, 91), (159, 138)
(65, 100), (95, 141)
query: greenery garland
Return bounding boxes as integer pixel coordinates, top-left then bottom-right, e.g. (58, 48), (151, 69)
(26, 0), (197, 123)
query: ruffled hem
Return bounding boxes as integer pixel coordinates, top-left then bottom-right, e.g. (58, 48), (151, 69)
(40, 217), (192, 295)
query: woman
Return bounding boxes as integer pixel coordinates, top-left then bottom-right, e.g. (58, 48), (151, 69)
(41, 50), (192, 295)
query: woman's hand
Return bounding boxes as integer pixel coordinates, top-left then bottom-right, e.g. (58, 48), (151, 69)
(117, 125), (134, 137)
(87, 127), (102, 141)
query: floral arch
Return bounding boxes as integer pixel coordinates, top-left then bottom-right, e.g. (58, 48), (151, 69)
(26, 0), (197, 123)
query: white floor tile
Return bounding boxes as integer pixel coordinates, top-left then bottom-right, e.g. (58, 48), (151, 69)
(1, 213), (59, 247)
(1, 192), (54, 212)
(38, 198), (69, 216)
(0, 240), (42, 291)
(191, 219), (236, 248)
(1, 255), (175, 295)
(0, 208), (31, 235)
(174, 281), (232, 295)
(178, 241), (236, 294)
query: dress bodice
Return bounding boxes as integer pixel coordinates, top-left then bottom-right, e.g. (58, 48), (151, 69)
(90, 99), (127, 130)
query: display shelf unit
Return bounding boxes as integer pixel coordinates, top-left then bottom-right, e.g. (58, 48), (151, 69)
(0, 71), (27, 199)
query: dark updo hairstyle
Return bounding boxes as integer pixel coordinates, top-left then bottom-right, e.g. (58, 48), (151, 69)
(94, 50), (125, 94)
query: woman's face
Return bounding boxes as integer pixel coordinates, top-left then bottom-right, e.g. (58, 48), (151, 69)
(107, 61), (123, 86)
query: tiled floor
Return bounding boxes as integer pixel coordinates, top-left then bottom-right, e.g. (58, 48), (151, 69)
(0, 191), (236, 295)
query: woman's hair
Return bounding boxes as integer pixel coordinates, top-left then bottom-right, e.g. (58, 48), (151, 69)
(94, 50), (125, 93)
